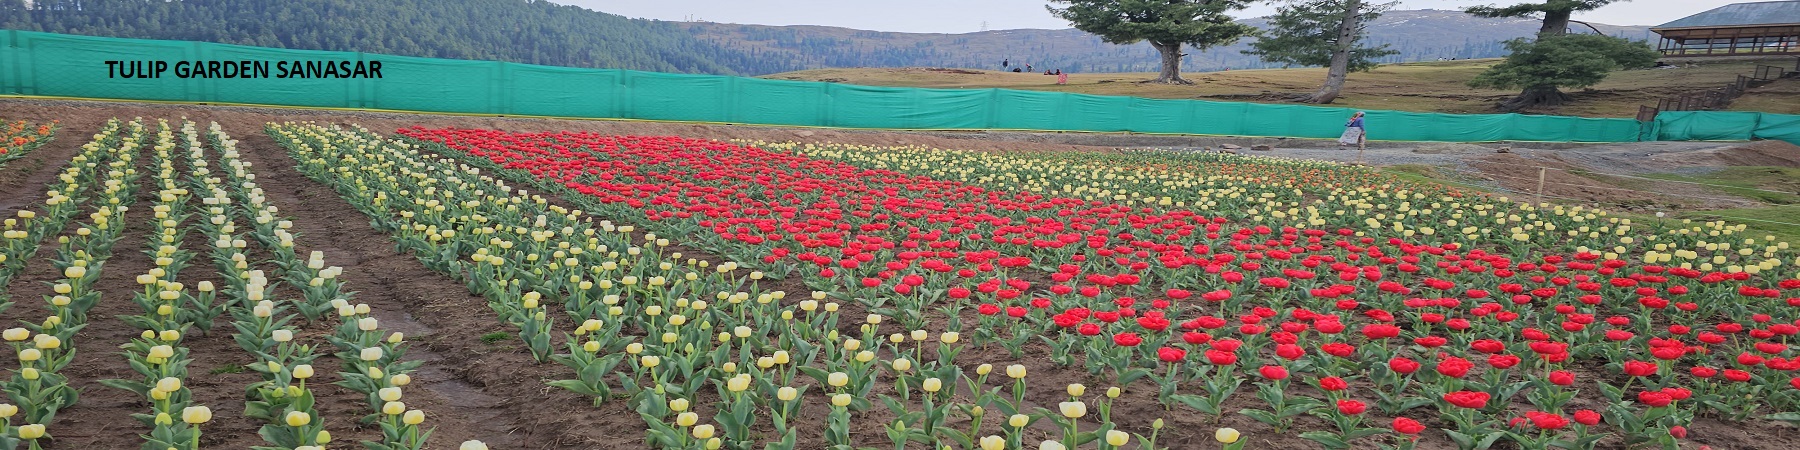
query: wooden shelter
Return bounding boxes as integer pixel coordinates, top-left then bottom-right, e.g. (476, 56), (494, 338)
(1653, 1), (1800, 57)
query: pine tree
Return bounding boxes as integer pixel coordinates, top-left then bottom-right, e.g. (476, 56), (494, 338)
(1469, 34), (1657, 111)
(1463, 0), (1635, 109)
(1243, 0), (1397, 104)
(1465, 0), (1622, 37)
(1047, 0), (1256, 84)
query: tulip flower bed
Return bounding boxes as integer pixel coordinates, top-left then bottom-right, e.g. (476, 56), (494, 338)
(0, 118), (145, 449)
(0, 119), (57, 169)
(354, 126), (1800, 450)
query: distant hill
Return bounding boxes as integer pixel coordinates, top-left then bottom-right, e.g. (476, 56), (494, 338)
(685, 9), (1655, 73)
(3, 1), (1651, 75)
(0, 0), (804, 75)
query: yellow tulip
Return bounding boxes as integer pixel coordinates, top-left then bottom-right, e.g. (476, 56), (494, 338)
(403, 410), (425, 425)
(1106, 430), (1130, 446)
(383, 401), (406, 415)
(285, 411), (311, 427)
(18, 424), (44, 439)
(1007, 364), (1027, 379)
(1058, 401), (1086, 418)
(182, 406), (212, 424)
(1216, 428), (1241, 444)
(980, 435), (1006, 450)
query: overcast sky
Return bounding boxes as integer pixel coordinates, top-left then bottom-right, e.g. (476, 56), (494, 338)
(552, 0), (1737, 33)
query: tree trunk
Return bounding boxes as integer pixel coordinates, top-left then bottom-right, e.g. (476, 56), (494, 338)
(1539, 9), (1573, 37)
(1307, 0), (1363, 104)
(1499, 85), (1572, 111)
(1149, 41), (1191, 85)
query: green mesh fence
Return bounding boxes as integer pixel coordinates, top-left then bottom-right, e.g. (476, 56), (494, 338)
(3, 30), (1793, 145)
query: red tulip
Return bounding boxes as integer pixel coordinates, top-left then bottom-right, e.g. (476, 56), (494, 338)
(1572, 409), (1601, 426)
(1388, 357), (1421, 374)
(1259, 365), (1289, 380)
(1157, 347), (1186, 363)
(1548, 370), (1575, 386)
(1318, 376), (1348, 391)
(1525, 411), (1568, 430)
(1205, 349), (1237, 366)
(1637, 390), (1673, 407)
(1392, 417), (1426, 436)
(1336, 399), (1367, 415)
(1435, 357), (1475, 378)
(1443, 391), (1490, 409)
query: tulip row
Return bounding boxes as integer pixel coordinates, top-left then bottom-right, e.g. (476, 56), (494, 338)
(308, 125), (1230, 450)
(265, 123), (725, 409)
(0, 119), (56, 168)
(96, 118), (221, 449)
(207, 123), (436, 450)
(395, 129), (1800, 449)
(774, 142), (1793, 274)
(2, 118), (150, 449)
(1, 119), (136, 315)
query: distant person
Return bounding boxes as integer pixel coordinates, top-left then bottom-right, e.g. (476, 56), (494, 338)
(1013, 68), (1022, 73)
(1025, 64), (1032, 72)
(1054, 69), (1061, 75)
(1003, 59), (1009, 68)
(1338, 111), (1366, 148)
(1057, 71), (1069, 85)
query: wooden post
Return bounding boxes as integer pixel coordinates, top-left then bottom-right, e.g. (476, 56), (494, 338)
(1357, 138), (1366, 165)
(1536, 167), (1548, 205)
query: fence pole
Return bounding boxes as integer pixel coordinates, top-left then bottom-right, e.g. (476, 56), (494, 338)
(1536, 167), (1547, 206)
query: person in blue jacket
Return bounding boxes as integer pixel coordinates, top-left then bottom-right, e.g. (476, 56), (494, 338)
(1338, 111), (1366, 148)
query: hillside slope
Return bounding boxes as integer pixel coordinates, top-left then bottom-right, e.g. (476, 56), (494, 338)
(766, 58), (1800, 118)
(5, 1), (1650, 76)
(687, 10), (1653, 73)
(1, 0), (802, 75)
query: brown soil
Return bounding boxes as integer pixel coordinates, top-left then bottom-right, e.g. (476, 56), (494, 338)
(1711, 140), (1800, 168)
(0, 98), (1794, 450)
(1465, 153), (1771, 211)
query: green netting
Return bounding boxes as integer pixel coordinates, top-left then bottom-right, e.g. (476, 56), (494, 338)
(1751, 113), (1800, 145)
(1654, 111), (1760, 141)
(0, 29), (1783, 145)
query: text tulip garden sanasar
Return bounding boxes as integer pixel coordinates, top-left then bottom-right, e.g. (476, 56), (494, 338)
(3, 117), (1799, 450)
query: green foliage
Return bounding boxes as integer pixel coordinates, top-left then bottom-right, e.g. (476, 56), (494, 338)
(480, 332), (512, 344)
(1468, 34), (1658, 91)
(1047, 0), (1257, 49)
(1243, 0), (1398, 71)
(1465, 0), (1621, 19)
(0, 0), (801, 75)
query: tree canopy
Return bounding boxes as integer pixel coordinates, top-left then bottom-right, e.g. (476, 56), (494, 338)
(1466, 0), (1625, 36)
(1468, 33), (1658, 110)
(1048, 0), (1256, 83)
(1245, 0), (1397, 72)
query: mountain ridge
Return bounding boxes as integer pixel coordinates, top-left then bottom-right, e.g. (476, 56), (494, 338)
(3, 0), (1655, 75)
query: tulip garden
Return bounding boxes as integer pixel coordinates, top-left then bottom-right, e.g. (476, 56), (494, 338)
(1, 117), (1799, 450)
(0, 120), (56, 168)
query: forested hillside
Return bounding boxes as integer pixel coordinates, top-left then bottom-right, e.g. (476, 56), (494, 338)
(2, 1), (1651, 75)
(1, 0), (803, 75)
